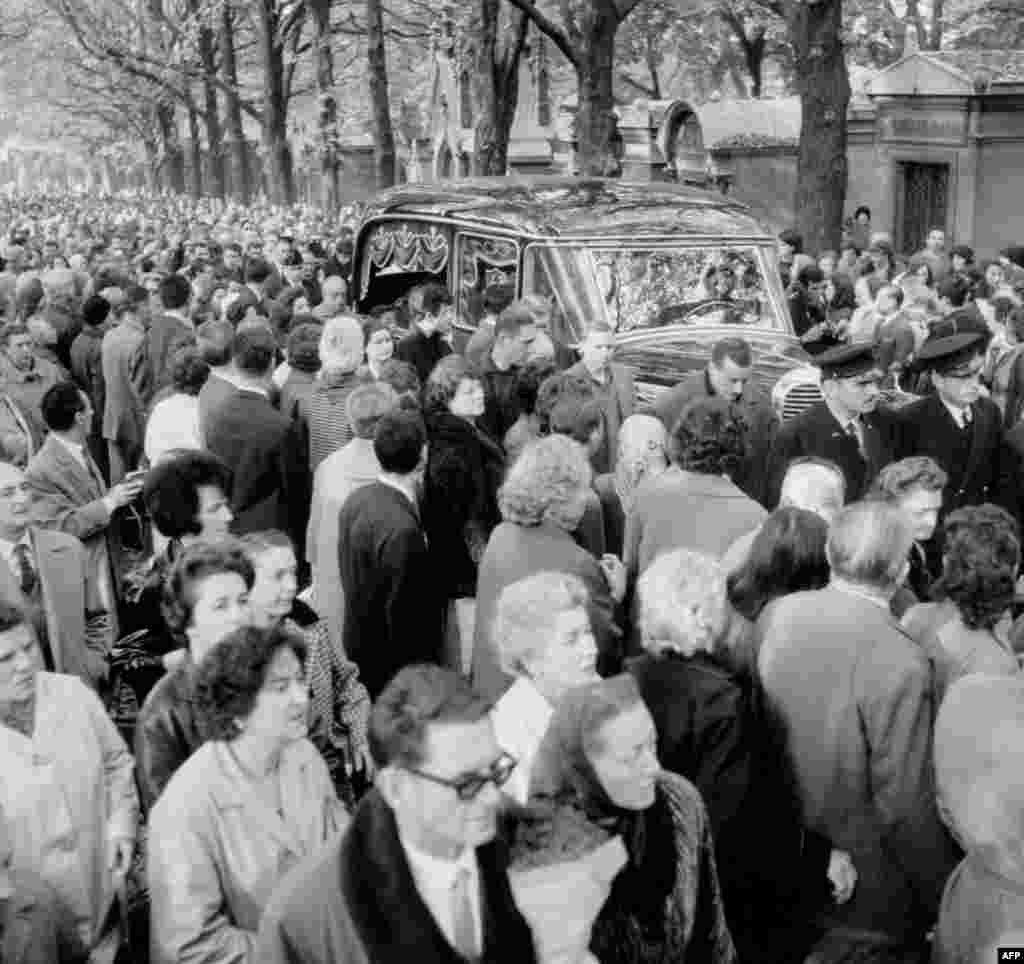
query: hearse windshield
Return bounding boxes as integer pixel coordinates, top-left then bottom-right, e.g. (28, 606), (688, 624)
(522, 242), (787, 346)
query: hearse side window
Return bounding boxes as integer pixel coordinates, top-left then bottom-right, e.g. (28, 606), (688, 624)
(358, 220), (452, 312)
(455, 235), (520, 333)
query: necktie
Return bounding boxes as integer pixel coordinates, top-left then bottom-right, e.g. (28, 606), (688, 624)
(962, 406), (973, 429)
(846, 419), (864, 455)
(12, 544), (36, 597)
(451, 867), (478, 961)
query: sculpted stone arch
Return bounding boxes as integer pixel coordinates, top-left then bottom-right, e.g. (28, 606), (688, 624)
(658, 100), (707, 185)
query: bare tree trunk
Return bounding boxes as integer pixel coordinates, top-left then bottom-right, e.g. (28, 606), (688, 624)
(789, 0), (850, 253)
(367, 0), (396, 188)
(575, 11), (619, 176)
(255, 0), (295, 205)
(220, 1), (251, 202)
(306, 0), (340, 210)
(157, 101), (186, 193)
(186, 95), (203, 198)
(194, 0), (225, 199)
(472, 0), (529, 176)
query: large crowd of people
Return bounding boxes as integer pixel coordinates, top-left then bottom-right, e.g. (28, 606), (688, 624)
(0, 189), (1021, 964)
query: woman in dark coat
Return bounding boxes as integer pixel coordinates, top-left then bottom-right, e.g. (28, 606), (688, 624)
(631, 540), (853, 964)
(422, 356), (506, 668)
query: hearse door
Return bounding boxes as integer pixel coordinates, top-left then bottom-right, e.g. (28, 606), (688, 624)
(354, 219), (453, 318)
(453, 233), (521, 351)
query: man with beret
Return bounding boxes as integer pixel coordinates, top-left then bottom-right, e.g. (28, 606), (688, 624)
(766, 342), (893, 507)
(890, 332), (1017, 520)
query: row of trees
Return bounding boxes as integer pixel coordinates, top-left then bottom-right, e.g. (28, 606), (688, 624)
(0, 0), (1019, 250)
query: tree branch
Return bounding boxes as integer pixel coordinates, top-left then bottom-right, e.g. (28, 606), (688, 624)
(503, 0), (578, 67)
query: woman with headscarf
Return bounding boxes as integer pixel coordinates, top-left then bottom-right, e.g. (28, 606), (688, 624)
(513, 674), (737, 964)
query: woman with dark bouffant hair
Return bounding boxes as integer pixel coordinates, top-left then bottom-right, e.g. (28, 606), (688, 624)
(727, 507), (831, 672)
(624, 397), (767, 587)
(902, 504), (1020, 705)
(148, 624), (346, 964)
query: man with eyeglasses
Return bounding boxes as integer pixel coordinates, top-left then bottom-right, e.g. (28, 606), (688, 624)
(766, 342), (893, 507)
(894, 332), (1018, 520)
(258, 664), (538, 964)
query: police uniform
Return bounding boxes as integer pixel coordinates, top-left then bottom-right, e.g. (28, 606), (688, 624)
(890, 332), (1017, 520)
(766, 343), (893, 506)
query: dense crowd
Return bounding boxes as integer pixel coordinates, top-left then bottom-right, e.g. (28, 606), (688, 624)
(0, 190), (1022, 964)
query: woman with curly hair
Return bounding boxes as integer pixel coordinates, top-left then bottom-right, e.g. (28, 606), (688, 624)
(421, 355), (505, 673)
(623, 396), (767, 589)
(134, 541), (254, 811)
(902, 503), (1020, 705)
(148, 624), (346, 964)
(471, 434), (624, 702)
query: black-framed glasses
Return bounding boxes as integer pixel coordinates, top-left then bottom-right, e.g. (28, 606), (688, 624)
(405, 753), (518, 802)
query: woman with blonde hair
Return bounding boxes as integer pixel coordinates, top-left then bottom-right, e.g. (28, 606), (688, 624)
(472, 435), (624, 702)
(629, 549), (855, 964)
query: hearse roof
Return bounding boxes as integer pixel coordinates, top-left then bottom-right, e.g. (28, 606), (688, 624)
(356, 176), (771, 240)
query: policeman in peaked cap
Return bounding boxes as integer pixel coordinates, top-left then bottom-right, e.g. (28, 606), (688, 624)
(891, 331), (1016, 518)
(766, 342), (894, 506)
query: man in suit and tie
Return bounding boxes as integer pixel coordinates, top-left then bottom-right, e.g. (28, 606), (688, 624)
(204, 324), (310, 552)
(0, 458), (112, 689)
(336, 411), (443, 699)
(566, 321), (635, 474)
(649, 336), (778, 506)
(766, 342), (892, 507)
(25, 382), (144, 639)
(101, 285), (153, 483)
(257, 664), (538, 964)
(146, 273), (196, 396)
(894, 332), (1017, 520)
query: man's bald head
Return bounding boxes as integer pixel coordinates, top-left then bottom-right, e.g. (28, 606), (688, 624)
(319, 314), (364, 373)
(779, 457), (846, 524)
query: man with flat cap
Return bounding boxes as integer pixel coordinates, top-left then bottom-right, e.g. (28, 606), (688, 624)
(766, 342), (892, 506)
(890, 331), (1017, 519)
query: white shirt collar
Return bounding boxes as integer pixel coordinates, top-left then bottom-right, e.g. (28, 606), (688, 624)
(940, 397), (970, 428)
(491, 677), (553, 806)
(397, 827), (481, 953)
(378, 474), (419, 509)
(830, 576), (892, 612)
(824, 397), (859, 433)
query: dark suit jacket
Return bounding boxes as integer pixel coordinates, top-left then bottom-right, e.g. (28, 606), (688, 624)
(766, 400), (892, 507)
(649, 369), (778, 506)
(100, 316), (152, 448)
(196, 370), (238, 444)
(146, 312), (195, 395)
(205, 389), (310, 553)
(892, 394), (1015, 518)
(394, 330), (452, 385)
(256, 788), (538, 964)
(0, 528), (111, 688)
(336, 482), (442, 698)
(565, 361), (635, 475)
